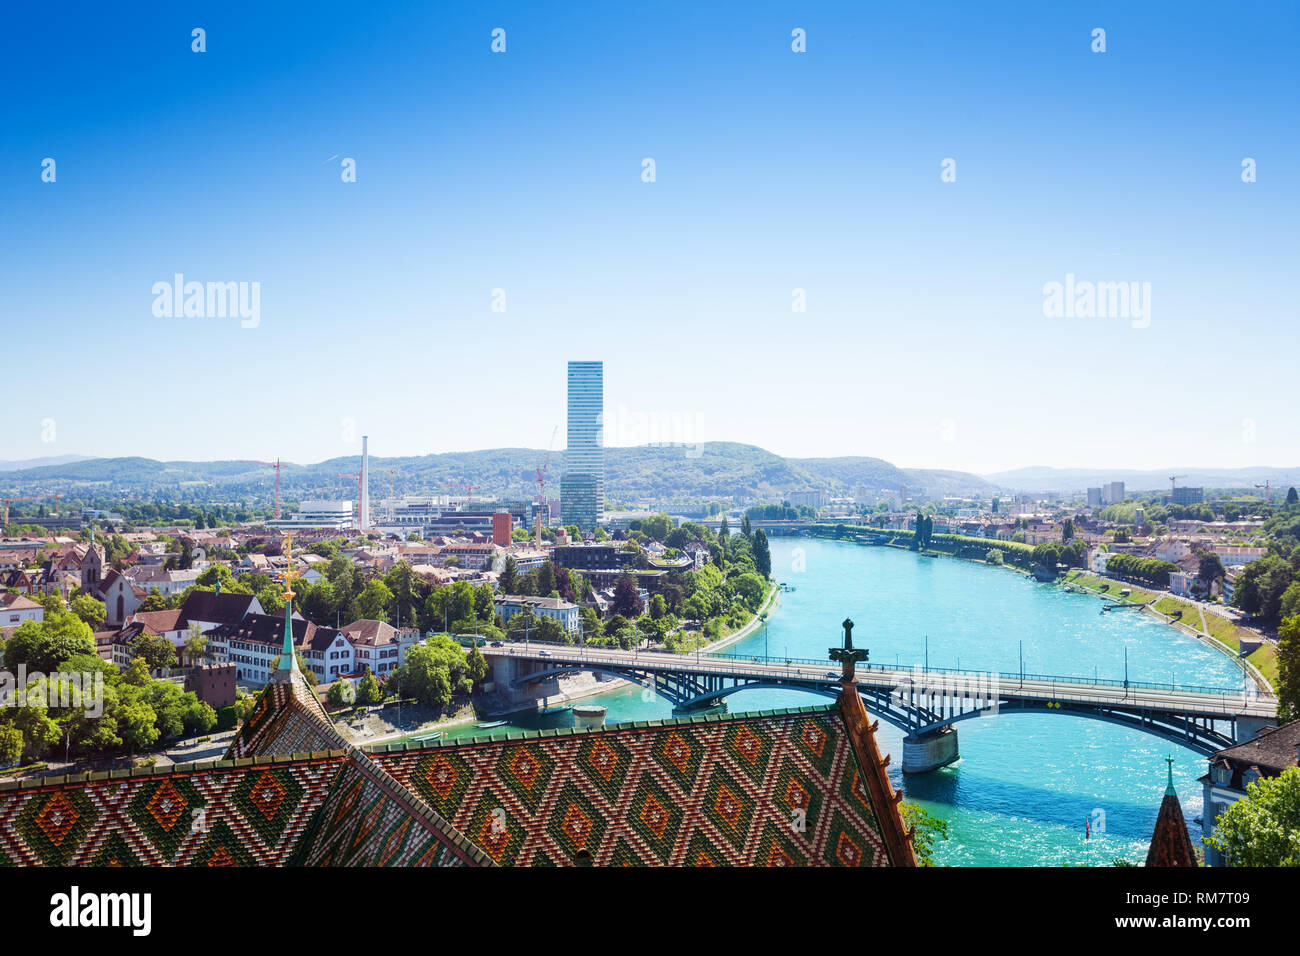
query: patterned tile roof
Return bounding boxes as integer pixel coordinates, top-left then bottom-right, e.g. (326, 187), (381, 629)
(0, 674), (915, 867)
(368, 696), (915, 867)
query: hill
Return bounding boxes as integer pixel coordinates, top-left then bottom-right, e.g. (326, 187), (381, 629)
(0, 444), (997, 507)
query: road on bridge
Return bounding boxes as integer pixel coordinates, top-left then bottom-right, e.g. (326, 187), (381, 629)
(481, 642), (1277, 722)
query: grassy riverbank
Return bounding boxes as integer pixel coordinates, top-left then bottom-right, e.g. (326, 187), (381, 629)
(1064, 571), (1277, 690)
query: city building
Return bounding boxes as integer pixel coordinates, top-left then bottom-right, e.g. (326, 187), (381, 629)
(493, 594), (581, 634)
(267, 500), (355, 531)
(1087, 487), (1103, 508)
(1200, 720), (1300, 866)
(1107, 481), (1125, 504)
(339, 619), (420, 678)
(0, 591), (44, 627)
(184, 663), (238, 710)
(492, 510), (514, 546)
(561, 360), (604, 531)
(1172, 486), (1205, 506)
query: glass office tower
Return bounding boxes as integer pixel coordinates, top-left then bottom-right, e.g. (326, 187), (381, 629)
(561, 361), (604, 531)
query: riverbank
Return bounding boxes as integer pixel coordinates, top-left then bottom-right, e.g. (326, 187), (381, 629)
(703, 581), (781, 654)
(1063, 571), (1276, 692)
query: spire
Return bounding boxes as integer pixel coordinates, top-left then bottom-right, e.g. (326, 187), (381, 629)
(1145, 756), (1197, 867)
(274, 535), (302, 681)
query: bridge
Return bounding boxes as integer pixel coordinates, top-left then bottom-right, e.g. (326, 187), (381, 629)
(481, 642), (1278, 773)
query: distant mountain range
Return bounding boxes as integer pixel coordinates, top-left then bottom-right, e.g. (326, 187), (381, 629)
(0, 455), (96, 472)
(4, 450), (1290, 508)
(0, 444), (998, 506)
(982, 466), (1299, 495)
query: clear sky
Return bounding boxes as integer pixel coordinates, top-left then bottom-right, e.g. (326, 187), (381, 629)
(2, 1), (1295, 474)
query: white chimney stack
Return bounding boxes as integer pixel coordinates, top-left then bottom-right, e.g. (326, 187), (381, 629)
(360, 435), (370, 530)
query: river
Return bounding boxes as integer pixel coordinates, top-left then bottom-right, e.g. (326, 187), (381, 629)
(439, 536), (1250, 866)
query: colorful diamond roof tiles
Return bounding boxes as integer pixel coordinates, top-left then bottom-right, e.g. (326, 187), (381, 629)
(0, 679), (914, 867)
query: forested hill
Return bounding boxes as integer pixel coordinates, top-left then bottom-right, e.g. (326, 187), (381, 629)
(0, 443), (997, 505)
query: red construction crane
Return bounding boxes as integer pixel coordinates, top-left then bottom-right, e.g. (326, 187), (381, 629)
(441, 483), (481, 504)
(242, 458), (285, 519)
(1168, 475), (1187, 499)
(1255, 481), (1272, 502)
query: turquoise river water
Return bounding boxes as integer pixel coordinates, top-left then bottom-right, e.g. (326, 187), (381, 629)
(435, 536), (1251, 866)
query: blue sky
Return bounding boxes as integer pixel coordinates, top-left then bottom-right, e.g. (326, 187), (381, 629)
(2, 1), (1296, 473)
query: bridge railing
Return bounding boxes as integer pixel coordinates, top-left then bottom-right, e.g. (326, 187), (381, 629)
(485, 643), (1251, 700)
(707, 651), (1246, 697)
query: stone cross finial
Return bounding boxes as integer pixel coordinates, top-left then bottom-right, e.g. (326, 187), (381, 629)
(829, 617), (869, 682)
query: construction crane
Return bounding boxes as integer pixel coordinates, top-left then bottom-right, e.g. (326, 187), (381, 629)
(1255, 480), (1272, 502)
(338, 473), (362, 523)
(1168, 475), (1187, 500)
(386, 468), (400, 499)
(242, 458), (285, 519)
(441, 483), (481, 505)
(2, 493), (65, 528)
(535, 425), (558, 541)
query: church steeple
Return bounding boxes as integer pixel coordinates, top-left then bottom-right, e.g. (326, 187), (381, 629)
(273, 535), (302, 682)
(1145, 755), (1197, 867)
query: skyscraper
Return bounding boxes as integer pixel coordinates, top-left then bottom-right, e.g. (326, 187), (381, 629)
(561, 361), (603, 531)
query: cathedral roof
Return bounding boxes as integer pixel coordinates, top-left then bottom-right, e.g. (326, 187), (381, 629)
(0, 640), (916, 867)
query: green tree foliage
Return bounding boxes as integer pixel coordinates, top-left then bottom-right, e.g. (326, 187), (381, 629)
(1205, 767), (1300, 866)
(1232, 553), (1300, 622)
(1276, 614), (1300, 723)
(357, 672), (382, 705)
(752, 529), (772, 578)
(498, 555), (518, 594)
(901, 802), (950, 866)
(129, 631), (178, 673)
(327, 679), (356, 708)
(2, 604), (95, 672)
(395, 635), (476, 708)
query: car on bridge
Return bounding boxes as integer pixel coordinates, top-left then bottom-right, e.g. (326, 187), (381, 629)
(538, 649), (551, 656)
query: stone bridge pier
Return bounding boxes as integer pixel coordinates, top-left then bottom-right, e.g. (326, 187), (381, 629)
(901, 727), (959, 773)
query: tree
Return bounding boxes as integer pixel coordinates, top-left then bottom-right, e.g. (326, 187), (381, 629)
(1198, 551), (1227, 588)
(649, 594), (667, 620)
(732, 572), (766, 611)
(0, 725), (22, 769)
(69, 593), (106, 629)
(752, 530), (772, 579)
(901, 802), (950, 867)
(1289, 487), (1299, 506)
(137, 588), (168, 612)
(499, 555), (518, 594)
(357, 672), (382, 705)
(2, 611), (95, 672)
(184, 624), (209, 664)
(352, 578), (395, 622)
(740, 514), (752, 539)
(327, 679), (357, 708)
(612, 577), (644, 618)
(1204, 767), (1300, 866)
(1276, 614), (1300, 723)
(130, 631), (178, 674)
